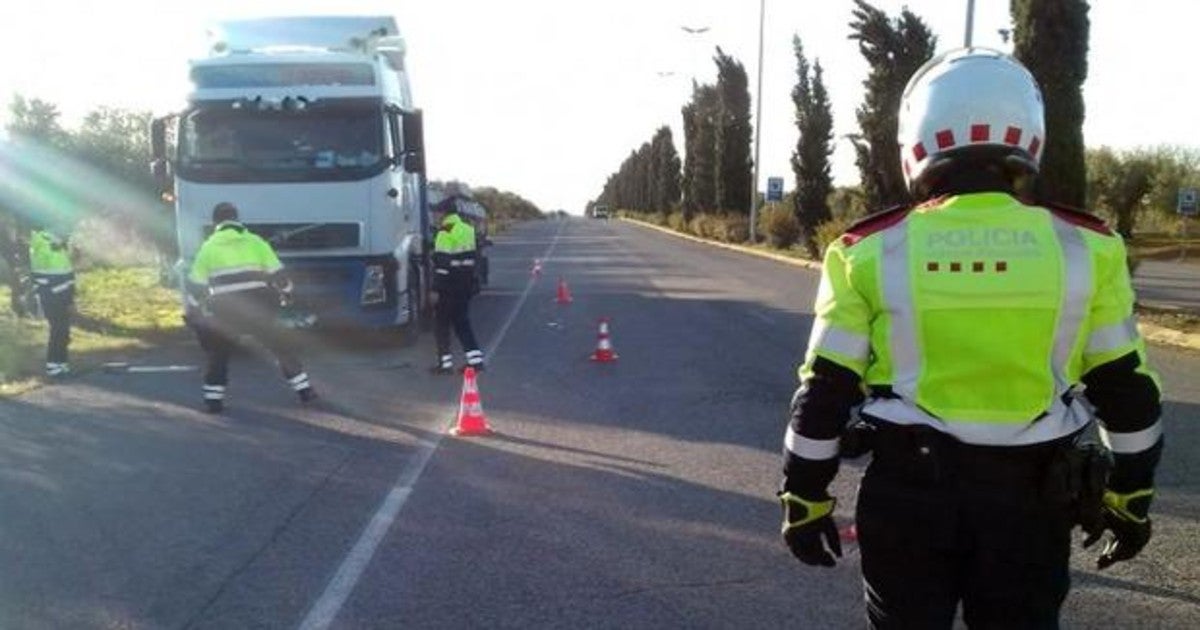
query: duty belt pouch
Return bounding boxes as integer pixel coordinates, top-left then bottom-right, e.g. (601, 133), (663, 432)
(839, 418), (877, 459)
(1050, 427), (1112, 529)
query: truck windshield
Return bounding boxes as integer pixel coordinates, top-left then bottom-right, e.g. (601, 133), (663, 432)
(177, 98), (385, 183)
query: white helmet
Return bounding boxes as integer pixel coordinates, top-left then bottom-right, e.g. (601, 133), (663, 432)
(898, 47), (1045, 195)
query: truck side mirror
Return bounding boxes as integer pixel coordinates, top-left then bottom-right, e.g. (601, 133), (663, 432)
(150, 118), (166, 159)
(402, 152), (425, 174)
(401, 109), (424, 153)
(399, 109), (425, 175)
(151, 159), (170, 181)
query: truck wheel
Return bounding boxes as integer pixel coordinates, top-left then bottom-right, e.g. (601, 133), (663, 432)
(396, 264), (423, 347)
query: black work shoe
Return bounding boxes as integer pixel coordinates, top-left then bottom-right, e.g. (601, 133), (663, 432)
(298, 387), (319, 404)
(430, 365), (455, 375)
(204, 400), (224, 414)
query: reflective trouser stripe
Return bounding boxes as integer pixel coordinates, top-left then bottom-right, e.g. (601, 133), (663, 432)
(1086, 317), (1138, 355)
(440, 355), (454, 368)
(1104, 420), (1163, 454)
(434, 269), (451, 276)
(465, 350), (484, 365)
(203, 385), (226, 400)
(210, 281), (269, 295)
(50, 280), (75, 293)
(449, 260), (476, 267)
(881, 223), (919, 399)
(45, 363), (68, 375)
(784, 426), (840, 460)
(288, 372), (311, 391)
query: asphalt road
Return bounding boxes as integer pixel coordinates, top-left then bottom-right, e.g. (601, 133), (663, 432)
(1, 218), (1197, 629)
(1135, 259), (1200, 311)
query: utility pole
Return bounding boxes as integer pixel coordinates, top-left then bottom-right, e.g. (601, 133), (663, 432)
(749, 0), (765, 242)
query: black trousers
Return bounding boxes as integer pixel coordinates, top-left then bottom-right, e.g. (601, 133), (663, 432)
(434, 289), (480, 359)
(201, 290), (305, 389)
(38, 285), (73, 365)
(857, 423), (1074, 630)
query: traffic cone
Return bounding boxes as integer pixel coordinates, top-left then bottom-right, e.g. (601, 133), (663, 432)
(531, 259), (543, 278)
(451, 367), (492, 436)
(590, 317), (619, 362)
(556, 277), (573, 304)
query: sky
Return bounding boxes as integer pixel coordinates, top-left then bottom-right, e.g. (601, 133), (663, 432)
(1, 0), (1196, 214)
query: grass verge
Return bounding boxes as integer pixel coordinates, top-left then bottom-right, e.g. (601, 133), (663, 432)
(0, 266), (185, 395)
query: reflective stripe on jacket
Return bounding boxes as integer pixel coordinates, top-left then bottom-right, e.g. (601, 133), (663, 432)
(188, 221), (283, 296)
(432, 213), (476, 291)
(801, 192), (1159, 447)
(29, 229), (75, 292)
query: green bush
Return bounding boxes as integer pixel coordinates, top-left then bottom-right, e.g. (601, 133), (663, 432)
(689, 215), (716, 239)
(813, 217), (855, 256)
(715, 214), (750, 243)
(758, 206), (801, 249)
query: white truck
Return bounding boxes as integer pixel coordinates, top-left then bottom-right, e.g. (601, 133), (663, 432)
(150, 16), (431, 332)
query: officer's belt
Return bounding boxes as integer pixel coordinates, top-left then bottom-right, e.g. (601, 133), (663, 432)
(868, 419), (1079, 485)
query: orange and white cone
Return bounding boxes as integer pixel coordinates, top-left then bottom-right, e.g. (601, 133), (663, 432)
(556, 277), (573, 304)
(451, 367), (492, 436)
(590, 317), (619, 363)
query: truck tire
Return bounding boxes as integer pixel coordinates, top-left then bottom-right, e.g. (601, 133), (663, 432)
(396, 263), (423, 347)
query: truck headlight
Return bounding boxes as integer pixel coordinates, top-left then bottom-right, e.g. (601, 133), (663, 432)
(361, 264), (387, 305)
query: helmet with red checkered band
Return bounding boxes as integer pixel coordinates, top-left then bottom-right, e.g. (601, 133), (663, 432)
(898, 47), (1044, 197)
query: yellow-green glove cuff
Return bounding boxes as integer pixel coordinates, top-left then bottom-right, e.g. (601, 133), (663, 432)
(1103, 488), (1154, 524)
(779, 492), (835, 533)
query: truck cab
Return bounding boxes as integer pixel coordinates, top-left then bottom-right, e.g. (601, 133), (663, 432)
(150, 16), (432, 331)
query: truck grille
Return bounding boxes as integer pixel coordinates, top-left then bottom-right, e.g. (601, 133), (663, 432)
(244, 223), (361, 250)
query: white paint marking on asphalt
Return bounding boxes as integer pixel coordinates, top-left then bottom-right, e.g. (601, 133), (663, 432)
(126, 365), (198, 373)
(748, 310), (775, 326)
(297, 221), (566, 630)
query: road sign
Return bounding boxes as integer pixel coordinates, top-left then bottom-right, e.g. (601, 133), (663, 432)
(1179, 188), (1198, 216)
(766, 177), (784, 202)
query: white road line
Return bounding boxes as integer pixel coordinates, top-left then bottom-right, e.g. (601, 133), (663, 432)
(747, 309), (775, 326)
(297, 221), (566, 630)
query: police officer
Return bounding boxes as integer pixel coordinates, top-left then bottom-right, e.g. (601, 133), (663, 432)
(29, 223), (75, 377)
(188, 202), (316, 413)
(779, 48), (1163, 628)
(430, 188), (484, 374)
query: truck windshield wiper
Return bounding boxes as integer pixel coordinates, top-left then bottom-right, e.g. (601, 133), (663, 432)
(184, 157), (248, 168)
(270, 223), (328, 245)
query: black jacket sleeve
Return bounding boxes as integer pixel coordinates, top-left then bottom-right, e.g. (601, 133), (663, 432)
(1081, 351), (1163, 492)
(781, 357), (864, 497)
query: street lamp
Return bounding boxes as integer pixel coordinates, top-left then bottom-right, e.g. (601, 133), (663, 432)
(964, 0), (976, 46)
(749, 0), (765, 243)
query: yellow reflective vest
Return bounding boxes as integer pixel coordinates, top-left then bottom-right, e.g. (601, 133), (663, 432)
(29, 229), (74, 293)
(802, 192), (1158, 446)
(432, 213), (476, 292)
(188, 221), (283, 297)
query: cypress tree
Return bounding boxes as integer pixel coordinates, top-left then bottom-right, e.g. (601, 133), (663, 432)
(683, 83), (720, 214)
(791, 36), (835, 255)
(848, 0), (936, 209)
(713, 47), (753, 214)
(1012, 0), (1090, 207)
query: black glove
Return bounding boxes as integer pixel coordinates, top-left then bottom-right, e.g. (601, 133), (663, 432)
(1082, 488), (1153, 570)
(779, 491), (842, 567)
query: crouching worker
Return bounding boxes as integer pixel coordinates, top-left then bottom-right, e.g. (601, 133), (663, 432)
(187, 202), (316, 413)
